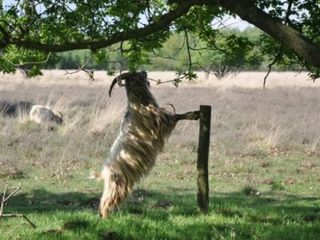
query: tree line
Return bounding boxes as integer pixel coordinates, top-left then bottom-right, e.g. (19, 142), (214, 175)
(44, 27), (303, 78)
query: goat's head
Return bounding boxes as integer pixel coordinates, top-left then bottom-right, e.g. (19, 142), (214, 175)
(52, 111), (63, 125)
(108, 71), (150, 98)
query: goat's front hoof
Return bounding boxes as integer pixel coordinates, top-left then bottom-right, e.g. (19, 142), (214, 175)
(99, 210), (109, 219)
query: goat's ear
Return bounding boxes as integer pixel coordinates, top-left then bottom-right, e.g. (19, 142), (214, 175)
(165, 103), (176, 114)
(140, 71), (147, 79)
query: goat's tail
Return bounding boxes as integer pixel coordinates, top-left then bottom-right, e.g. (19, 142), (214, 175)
(99, 166), (130, 218)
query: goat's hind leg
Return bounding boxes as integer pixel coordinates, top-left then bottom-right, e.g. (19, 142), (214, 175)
(99, 167), (128, 218)
(99, 167), (114, 218)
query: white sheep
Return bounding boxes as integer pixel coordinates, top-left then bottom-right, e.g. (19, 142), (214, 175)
(29, 105), (63, 125)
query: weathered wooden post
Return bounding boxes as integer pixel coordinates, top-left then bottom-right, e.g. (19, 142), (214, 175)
(197, 105), (211, 213)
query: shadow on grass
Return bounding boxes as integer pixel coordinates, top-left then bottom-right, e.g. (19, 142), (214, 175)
(4, 188), (320, 240)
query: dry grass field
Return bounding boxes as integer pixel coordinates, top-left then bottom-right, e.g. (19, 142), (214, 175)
(0, 70), (320, 239)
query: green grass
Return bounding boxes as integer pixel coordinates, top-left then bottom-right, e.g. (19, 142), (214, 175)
(1, 147), (320, 240)
(2, 188), (320, 240)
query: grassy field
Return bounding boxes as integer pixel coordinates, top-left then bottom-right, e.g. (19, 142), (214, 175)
(0, 71), (320, 239)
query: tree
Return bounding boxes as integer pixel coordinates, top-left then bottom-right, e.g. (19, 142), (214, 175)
(194, 29), (263, 79)
(0, 0), (319, 79)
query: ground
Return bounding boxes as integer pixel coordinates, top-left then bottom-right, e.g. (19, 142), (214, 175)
(0, 71), (319, 239)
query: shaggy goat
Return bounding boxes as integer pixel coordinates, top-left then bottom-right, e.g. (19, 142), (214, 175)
(99, 71), (198, 218)
(29, 105), (63, 125)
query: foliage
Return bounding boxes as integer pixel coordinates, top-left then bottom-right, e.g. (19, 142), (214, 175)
(44, 28), (299, 75)
(194, 29), (263, 78)
(0, 0), (319, 79)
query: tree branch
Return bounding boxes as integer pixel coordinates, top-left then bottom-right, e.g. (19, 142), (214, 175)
(1, 52), (52, 68)
(8, 1), (198, 52)
(217, 0), (320, 67)
(3, 0), (320, 69)
(0, 184), (36, 229)
(171, 0), (320, 68)
(263, 0), (293, 89)
(0, 25), (10, 48)
(184, 29), (193, 76)
(2, 213), (37, 228)
(64, 53), (94, 80)
(263, 47), (283, 89)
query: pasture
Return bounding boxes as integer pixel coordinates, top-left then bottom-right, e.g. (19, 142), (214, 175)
(0, 71), (320, 239)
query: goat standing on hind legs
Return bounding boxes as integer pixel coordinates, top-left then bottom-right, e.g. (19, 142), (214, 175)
(100, 71), (199, 218)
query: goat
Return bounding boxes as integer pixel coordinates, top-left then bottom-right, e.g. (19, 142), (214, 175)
(99, 71), (199, 218)
(29, 105), (63, 125)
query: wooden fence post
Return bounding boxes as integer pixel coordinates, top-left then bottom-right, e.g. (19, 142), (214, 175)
(197, 105), (211, 214)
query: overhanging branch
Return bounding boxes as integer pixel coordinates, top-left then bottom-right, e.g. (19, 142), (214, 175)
(8, 1), (198, 52)
(3, 0), (320, 69)
(213, 0), (320, 67)
(263, 0), (293, 89)
(171, 0), (320, 68)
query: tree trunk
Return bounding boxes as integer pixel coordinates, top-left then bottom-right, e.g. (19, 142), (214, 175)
(211, 0), (320, 67)
(171, 0), (320, 67)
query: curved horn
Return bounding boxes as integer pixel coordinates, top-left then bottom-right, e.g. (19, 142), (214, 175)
(58, 111), (63, 118)
(109, 77), (118, 97)
(108, 74), (127, 97)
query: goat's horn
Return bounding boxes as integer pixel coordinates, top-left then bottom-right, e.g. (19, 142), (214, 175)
(108, 77), (119, 97)
(108, 75), (127, 97)
(58, 111), (63, 118)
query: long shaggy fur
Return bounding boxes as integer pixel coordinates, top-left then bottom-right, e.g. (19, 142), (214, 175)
(100, 71), (177, 218)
